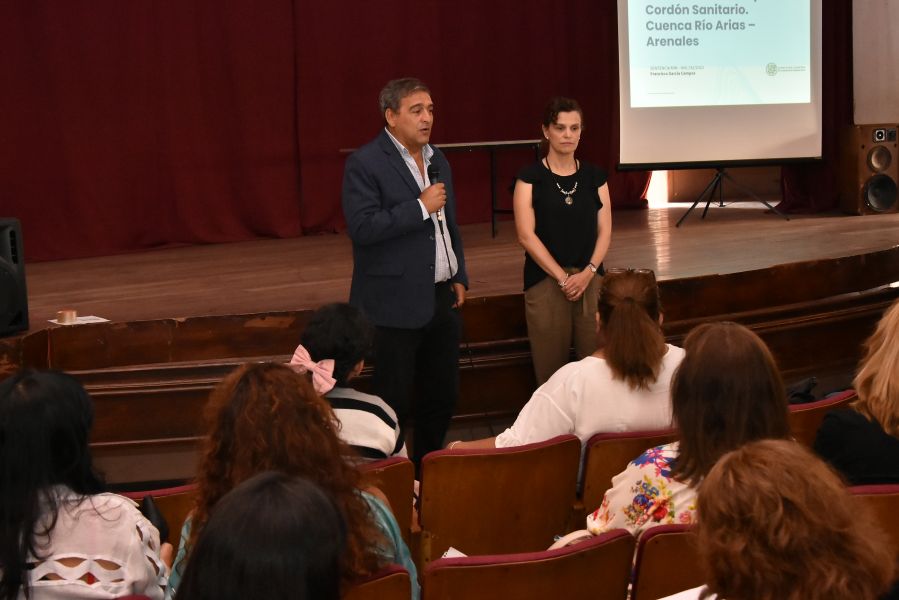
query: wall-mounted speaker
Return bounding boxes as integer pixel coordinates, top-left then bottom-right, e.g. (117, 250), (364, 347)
(0, 218), (29, 337)
(838, 125), (899, 215)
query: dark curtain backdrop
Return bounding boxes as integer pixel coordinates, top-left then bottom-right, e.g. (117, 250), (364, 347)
(779, 0), (852, 212)
(1, 2), (303, 261)
(1, 1), (847, 262)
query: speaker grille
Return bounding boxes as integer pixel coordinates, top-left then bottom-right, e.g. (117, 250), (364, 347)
(868, 145), (893, 172)
(0, 218), (28, 336)
(0, 264), (20, 327)
(864, 173), (898, 212)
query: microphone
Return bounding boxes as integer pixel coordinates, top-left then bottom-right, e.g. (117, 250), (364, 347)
(427, 163), (443, 222)
(427, 162), (439, 185)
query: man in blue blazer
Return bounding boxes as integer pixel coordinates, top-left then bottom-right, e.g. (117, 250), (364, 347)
(342, 78), (468, 466)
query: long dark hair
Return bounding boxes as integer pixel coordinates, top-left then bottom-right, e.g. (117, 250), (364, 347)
(597, 269), (667, 389)
(176, 472), (346, 600)
(0, 370), (104, 600)
(670, 322), (790, 486)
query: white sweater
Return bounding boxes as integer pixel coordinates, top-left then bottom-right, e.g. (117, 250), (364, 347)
(19, 488), (168, 599)
(496, 344), (685, 449)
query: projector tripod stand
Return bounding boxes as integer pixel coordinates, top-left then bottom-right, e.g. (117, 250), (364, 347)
(675, 167), (789, 227)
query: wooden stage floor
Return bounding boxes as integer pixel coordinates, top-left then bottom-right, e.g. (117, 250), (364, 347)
(16, 203), (899, 485)
(24, 204), (899, 330)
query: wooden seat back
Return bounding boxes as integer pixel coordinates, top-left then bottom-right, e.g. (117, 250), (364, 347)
(418, 435), (580, 564)
(581, 429), (678, 514)
(359, 456), (415, 547)
(631, 524), (703, 600)
(788, 389), (857, 447)
(850, 483), (899, 559)
(421, 529), (635, 600)
(122, 483), (197, 545)
(344, 565), (411, 600)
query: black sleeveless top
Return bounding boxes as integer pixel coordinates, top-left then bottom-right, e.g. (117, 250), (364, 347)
(517, 160), (608, 290)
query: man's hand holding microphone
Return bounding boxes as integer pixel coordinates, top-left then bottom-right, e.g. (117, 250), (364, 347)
(420, 182), (447, 218)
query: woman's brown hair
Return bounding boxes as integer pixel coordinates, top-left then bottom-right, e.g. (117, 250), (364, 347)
(539, 96), (584, 155)
(853, 297), (899, 437)
(597, 268), (667, 390)
(671, 321), (790, 486)
(542, 96), (584, 128)
(697, 439), (895, 600)
(188, 362), (384, 585)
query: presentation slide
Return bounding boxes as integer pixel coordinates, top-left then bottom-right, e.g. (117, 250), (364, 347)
(629, 1), (810, 107)
(617, 0), (822, 167)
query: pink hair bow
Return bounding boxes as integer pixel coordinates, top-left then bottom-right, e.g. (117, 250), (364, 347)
(289, 344), (336, 395)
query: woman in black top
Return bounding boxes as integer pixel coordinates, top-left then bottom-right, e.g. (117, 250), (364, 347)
(814, 298), (899, 484)
(513, 97), (612, 385)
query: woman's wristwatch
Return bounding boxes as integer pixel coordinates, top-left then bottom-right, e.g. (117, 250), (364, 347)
(587, 263), (598, 274)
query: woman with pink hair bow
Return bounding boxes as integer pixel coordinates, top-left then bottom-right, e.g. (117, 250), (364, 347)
(290, 302), (406, 462)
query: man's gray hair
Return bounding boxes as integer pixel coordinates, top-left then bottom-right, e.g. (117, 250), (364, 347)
(379, 78), (430, 119)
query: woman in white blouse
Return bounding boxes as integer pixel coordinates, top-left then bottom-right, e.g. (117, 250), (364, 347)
(0, 370), (170, 600)
(449, 268), (684, 452)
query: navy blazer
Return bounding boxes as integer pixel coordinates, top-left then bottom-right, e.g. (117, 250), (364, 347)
(342, 129), (468, 329)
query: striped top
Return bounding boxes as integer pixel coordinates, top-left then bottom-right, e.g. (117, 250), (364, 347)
(326, 386), (407, 460)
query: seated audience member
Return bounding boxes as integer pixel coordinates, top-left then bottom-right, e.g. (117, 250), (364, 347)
(175, 472), (345, 600)
(168, 363), (417, 599)
(450, 268), (684, 451)
(814, 298), (899, 484)
(290, 302), (406, 460)
(586, 321), (790, 536)
(659, 439), (895, 600)
(0, 370), (169, 600)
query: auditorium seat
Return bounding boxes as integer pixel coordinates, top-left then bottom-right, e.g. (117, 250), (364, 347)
(580, 428), (678, 516)
(418, 434), (580, 564)
(850, 483), (899, 559)
(359, 456), (415, 546)
(121, 483), (197, 545)
(630, 524), (703, 600)
(421, 529), (634, 600)
(788, 389), (857, 447)
(344, 565), (411, 600)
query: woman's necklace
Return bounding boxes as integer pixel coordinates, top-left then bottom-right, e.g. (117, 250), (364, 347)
(545, 156), (577, 206)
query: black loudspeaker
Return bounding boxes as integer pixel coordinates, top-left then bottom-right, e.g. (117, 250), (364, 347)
(0, 218), (28, 337)
(839, 125), (899, 215)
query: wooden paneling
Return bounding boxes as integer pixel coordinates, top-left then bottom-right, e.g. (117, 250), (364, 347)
(659, 248), (899, 321)
(19, 210), (899, 331)
(9, 210), (899, 484)
(0, 329), (48, 379)
(853, 0), (899, 124)
(65, 249), (899, 486)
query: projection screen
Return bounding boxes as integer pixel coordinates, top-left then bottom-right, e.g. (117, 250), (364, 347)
(618, 0), (823, 169)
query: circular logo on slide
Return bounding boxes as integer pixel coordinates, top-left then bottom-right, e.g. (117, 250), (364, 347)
(766, 63), (778, 76)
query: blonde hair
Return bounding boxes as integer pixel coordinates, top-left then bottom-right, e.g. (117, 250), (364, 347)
(853, 298), (899, 436)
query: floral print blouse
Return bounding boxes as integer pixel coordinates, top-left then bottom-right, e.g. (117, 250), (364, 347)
(586, 442), (698, 536)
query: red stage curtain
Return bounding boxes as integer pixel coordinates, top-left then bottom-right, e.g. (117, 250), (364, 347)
(1, 2), (303, 262)
(20, 1), (863, 261)
(294, 0), (651, 232)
